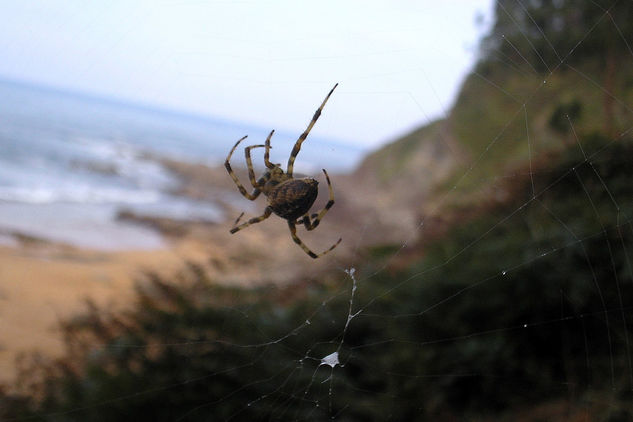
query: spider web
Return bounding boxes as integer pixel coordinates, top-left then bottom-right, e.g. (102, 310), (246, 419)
(5, 1), (633, 421)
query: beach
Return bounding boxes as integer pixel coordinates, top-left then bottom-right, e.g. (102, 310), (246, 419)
(0, 242), (188, 383)
(0, 79), (400, 388)
(0, 206), (318, 385)
(0, 151), (423, 387)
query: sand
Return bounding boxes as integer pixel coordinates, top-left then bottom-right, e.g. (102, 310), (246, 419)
(0, 239), (205, 384)
(0, 160), (418, 388)
(0, 213), (356, 386)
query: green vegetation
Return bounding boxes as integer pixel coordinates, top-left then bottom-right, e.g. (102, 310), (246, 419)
(4, 1), (633, 420)
(359, 119), (445, 183)
(356, 1), (633, 210)
(4, 141), (633, 421)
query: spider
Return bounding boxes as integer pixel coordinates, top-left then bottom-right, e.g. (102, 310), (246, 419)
(224, 83), (342, 259)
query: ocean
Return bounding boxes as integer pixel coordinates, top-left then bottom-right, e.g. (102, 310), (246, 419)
(0, 79), (365, 250)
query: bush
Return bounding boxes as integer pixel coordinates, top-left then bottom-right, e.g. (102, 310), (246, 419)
(4, 142), (633, 421)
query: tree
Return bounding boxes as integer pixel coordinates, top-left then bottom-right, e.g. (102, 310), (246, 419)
(479, 0), (633, 138)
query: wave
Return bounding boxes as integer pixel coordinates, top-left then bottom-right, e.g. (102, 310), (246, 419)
(69, 137), (176, 189)
(0, 185), (161, 205)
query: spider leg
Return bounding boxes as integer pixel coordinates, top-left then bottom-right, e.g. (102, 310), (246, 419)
(263, 130), (276, 169)
(232, 212), (245, 226)
(299, 169), (336, 231)
(225, 136), (262, 200)
(286, 83), (338, 176)
(244, 143), (267, 188)
(288, 220), (341, 259)
(230, 207), (272, 234)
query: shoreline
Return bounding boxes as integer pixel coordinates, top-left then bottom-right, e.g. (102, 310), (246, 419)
(0, 242), (187, 384)
(0, 156), (416, 388)
(0, 160), (232, 385)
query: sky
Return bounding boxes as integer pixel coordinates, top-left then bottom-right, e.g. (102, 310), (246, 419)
(0, 1), (494, 148)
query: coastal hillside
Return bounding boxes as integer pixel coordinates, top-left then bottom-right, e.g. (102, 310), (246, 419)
(4, 2), (633, 421)
(345, 0), (633, 245)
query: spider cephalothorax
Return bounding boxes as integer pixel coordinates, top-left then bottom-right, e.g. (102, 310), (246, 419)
(224, 84), (341, 258)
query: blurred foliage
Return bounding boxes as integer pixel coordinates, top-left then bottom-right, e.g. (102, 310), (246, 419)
(357, 119), (445, 183)
(479, 0), (633, 72)
(548, 98), (582, 135)
(4, 1), (633, 421)
(393, 138), (633, 415)
(447, 0), (633, 198)
(3, 141), (633, 421)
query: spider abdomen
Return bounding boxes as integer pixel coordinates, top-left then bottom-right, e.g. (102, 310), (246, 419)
(267, 178), (319, 221)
